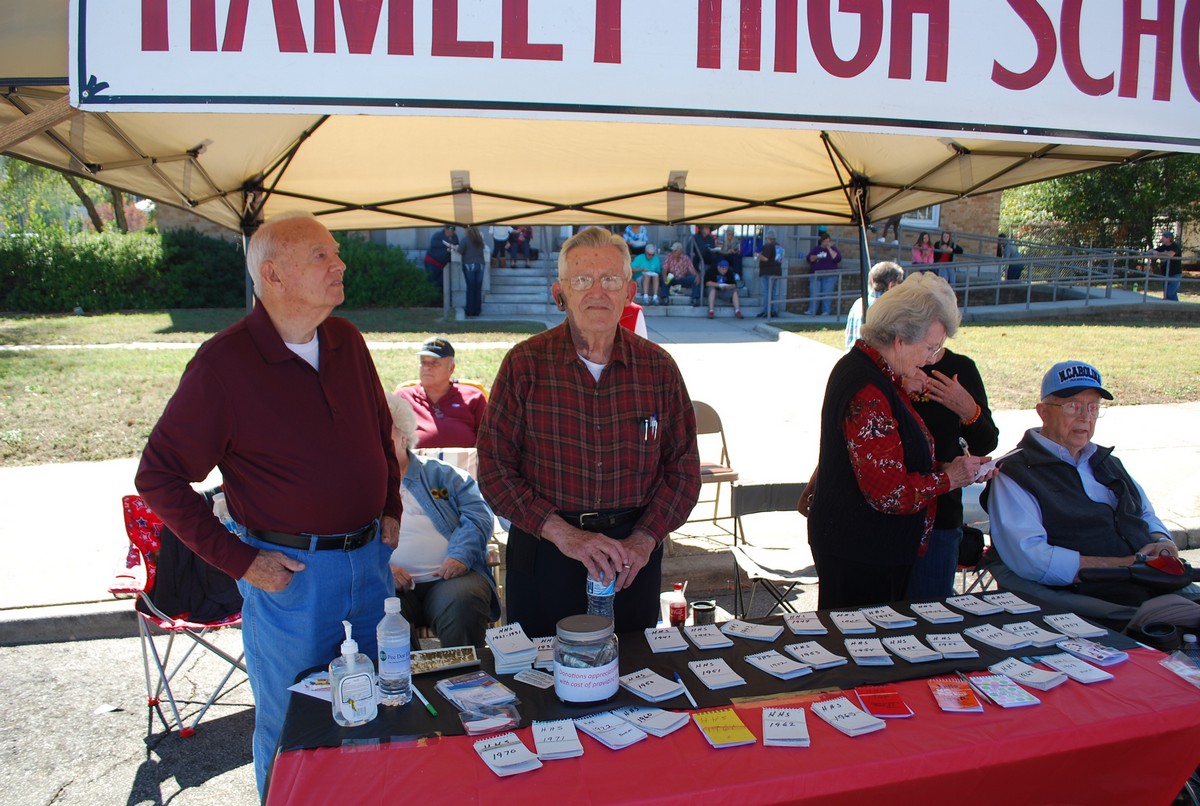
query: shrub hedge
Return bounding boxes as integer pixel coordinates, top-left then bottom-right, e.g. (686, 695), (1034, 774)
(0, 228), (432, 312)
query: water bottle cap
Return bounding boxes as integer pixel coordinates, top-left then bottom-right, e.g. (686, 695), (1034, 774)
(384, 596), (402, 614)
(1185, 633), (1198, 644)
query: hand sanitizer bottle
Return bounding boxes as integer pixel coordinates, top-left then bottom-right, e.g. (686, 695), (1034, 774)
(330, 620), (378, 727)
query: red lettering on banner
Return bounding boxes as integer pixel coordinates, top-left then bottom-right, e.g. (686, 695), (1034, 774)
(389, 0), (415, 55)
(141, 0), (249, 52)
(191, 0), (217, 51)
(272, 0), (309, 53)
(888, 0), (948, 81)
(808, 0), (884, 79)
(432, 0), (493, 57)
(775, 0), (798, 72)
(1061, 0), (1113, 96)
(1119, 0), (1174, 100)
(741, 0), (762, 71)
(595, 0), (621, 63)
(142, 0), (167, 51)
(698, 0), (722, 69)
(992, 0), (1056, 90)
(223, 0), (250, 51)
(315, 0), (335, 53)
(501, 0), (563, 60)
(696, 0), (720, 68)
(1184, 0), (1200, 100)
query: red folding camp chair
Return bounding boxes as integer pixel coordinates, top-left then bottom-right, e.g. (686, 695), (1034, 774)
(110, 494), (246, 737)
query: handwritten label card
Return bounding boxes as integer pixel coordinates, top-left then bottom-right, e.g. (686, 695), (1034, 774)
(474, 733), (543, 777)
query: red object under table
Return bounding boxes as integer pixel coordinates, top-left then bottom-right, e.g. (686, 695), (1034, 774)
(267, 648), (1200, 806)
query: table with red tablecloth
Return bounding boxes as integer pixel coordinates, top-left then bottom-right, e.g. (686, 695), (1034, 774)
(266, 644), (1200, 806)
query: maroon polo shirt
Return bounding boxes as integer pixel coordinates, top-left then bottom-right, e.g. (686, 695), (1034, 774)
(136, 303), (402, 579)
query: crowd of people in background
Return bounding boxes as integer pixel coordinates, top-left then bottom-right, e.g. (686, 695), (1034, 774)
(425, 220), (1187, 318)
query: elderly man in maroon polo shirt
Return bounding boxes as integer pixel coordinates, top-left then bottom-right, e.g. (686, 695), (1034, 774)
(136, 211), (401, 799)
(477, 226), (701, 637)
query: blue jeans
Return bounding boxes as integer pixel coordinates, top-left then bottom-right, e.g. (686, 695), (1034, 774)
(237, 527), (392, 798)
(660, 274), (701, 305)
(937, 266), (957, 286)
(462, 263), (484, 316)
(1165, 275), (1181, 301)
(906, 527), (963, 600)
(759, 275), (780, 315)
(807, 272), (836, 315)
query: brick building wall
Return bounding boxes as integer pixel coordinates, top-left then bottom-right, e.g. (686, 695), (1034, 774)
(155, 204), (241, 243)
(938, 194), (1003, 239)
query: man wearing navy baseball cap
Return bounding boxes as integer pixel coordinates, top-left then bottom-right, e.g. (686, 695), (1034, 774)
(983, 361), (1199, 630)
(394, 337), (488, 450)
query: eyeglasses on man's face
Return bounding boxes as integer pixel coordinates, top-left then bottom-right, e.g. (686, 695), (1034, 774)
(564, 274), (627, 292)
(1045, 400), (1106, 418)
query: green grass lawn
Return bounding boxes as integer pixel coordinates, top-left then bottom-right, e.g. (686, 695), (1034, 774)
(0, 308), (542, 346)
(781, 313), (1200, 410)
(3, 308), (1199, 466)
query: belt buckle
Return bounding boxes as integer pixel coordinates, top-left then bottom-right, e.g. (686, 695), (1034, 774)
(577, 512), (600, 529)
(343, 520), (377, 551)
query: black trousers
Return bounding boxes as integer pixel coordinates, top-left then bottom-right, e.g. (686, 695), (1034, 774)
(504, 523), (662, 638)
(811, 545), (913, 611)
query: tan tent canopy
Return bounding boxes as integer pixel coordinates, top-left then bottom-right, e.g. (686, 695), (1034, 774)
(1, 1), (1192, 234)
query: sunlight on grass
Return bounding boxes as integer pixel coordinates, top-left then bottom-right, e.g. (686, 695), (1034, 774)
(780, 316), (1200, 410)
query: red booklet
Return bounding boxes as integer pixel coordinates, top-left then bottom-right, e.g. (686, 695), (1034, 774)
(854, 684), (914, 718)
(926, 677), (984, 713)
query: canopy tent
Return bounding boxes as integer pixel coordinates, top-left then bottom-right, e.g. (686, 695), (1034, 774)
(2, 1), (1197, 235)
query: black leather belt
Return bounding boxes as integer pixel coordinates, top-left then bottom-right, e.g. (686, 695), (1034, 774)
(559, 508), (643, 533)
(253, 519), (378, 552)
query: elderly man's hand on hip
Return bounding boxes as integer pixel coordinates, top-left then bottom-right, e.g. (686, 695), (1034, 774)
(380, 515), (400, 549)
(241, 549), (306, 592)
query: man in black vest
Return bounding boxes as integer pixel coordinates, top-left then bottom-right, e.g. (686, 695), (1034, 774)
(985, 360), (1199, 629)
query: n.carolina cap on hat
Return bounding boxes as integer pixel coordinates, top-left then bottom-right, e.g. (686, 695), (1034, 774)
(418, 337), (454, 359)
(1162, 229), (1175, 239)
(1040, 360), (1113, 400)
(717, 259), (730, 267)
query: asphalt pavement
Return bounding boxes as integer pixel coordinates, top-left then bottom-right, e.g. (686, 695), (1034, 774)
(1, 296), (1198, 805)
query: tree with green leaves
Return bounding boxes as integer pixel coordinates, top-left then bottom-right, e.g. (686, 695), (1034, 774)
(1001, 154), (1200, 250)
(0, 156), (132, 235)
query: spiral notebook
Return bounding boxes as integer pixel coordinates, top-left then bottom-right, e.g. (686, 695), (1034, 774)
(531, 719), (584, 760)
(692, 707), (757, 748)
(474, 732), (542, 777)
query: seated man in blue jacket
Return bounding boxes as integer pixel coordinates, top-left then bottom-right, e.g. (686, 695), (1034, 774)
(387, 394), (500, 647)
(984, 360), (1199, 630)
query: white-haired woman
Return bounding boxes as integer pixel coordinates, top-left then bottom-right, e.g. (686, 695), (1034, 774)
(807, 273), (994, 609)
(386, 394), (499, 647)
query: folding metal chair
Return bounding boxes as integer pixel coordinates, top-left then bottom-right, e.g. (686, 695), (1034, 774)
(957, 484), (996, 593)
(110, 494), (246, 737)
(729, 482), (816, 617)
(690, 400), (739, 531)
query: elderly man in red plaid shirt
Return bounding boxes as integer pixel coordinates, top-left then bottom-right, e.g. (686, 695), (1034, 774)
(478, 227), (702, 636)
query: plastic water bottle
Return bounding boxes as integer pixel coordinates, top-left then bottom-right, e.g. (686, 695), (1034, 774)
(1184, 634), (1200, 668)
(586, 573), (616, 621)
(377, 597), (412, 706)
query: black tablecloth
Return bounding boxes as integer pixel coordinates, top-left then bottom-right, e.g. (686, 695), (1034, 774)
(275, 604), (1137, 755)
